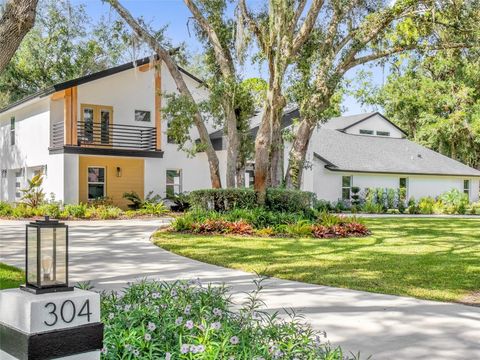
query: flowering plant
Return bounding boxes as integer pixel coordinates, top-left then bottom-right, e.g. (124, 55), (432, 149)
(101, 279), (359, 359)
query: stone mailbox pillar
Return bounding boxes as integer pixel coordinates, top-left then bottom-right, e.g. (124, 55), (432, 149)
(0, 288), (103, 359)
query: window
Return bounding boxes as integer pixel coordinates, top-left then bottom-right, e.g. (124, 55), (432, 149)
(135, 110), (151, 122)
(464, 180), (470, 196)
(359, 129), (374, 135)
(1, 170), (6, 179)
(10, 117), (15, 145)
(376, 131), (390, 136)
(87, 167), (106, 200)
(399, 177), (408, 200)
(246, 170), (255, 188)
(83, 107), (94, 142)
(342, 176), (352, 200)
(15, 169), (24, 200)
(166, 169), (182, 197)
(100, 109), (111, 144)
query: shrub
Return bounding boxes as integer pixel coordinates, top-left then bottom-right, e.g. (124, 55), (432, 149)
(36, 203), (61, 218)
(438, 189), (469, 214)
(265, 188), (316, 213)
(62, 203), (88, 218)
(312, 222), (370, 238)
(386, 208), (400, 214)
(418, 197), (435, 215)
(100, 280), (352, 359)
(314, 199), (333, 213)
(191, 219), (254, 235)
(89, 205), (123, 220)
(280, 220), (313, 237)
(190, 188), (257, 211)
(123, 191), (143, 210)
(11, 204), (35, 218)
(89, 196), (114, 207)
(0, 201), (13, 216)
(139, 202), (168, 216)
(169, 192), (191, 212)
(362, 201), (384, 214)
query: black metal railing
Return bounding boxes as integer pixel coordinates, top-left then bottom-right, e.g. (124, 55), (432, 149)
(50, 121), (157, 151)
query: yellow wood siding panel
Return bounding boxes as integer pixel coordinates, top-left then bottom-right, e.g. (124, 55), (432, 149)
(79, 156), (144, 209)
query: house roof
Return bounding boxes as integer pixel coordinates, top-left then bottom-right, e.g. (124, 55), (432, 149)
(0, 56), (203, 114)
(313, 128), (480, 177)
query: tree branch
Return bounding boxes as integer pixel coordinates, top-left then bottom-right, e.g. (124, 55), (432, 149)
(106, 0), (222, 188)
(291, 0), (324, 55)
(183, 0), (234, 78)
(0, 0), (39, 73)
(238, 0), (267, 53)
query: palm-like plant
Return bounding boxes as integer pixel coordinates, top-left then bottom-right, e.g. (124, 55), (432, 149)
(20, 173), (45, 208)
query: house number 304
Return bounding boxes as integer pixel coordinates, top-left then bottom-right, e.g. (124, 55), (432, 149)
(44, 299), (92, 326)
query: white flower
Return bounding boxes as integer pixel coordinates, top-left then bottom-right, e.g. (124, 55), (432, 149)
(213, 308), (222, 317)
(147, 322), (156, 331)
(180, 344), (190, 354)
(101, 347), (108, 354)
(211, 321), (221, 330)
(175, 317), (183, 325)
(133, 349), (140, 356)
(165, 352), (172, 360)
(124, 304), (131, 311)
(230, 336), (239, 345)
(185, 320), (194, 330)
(144, 333), (152, 341)
(184, 304), (192, 315)
(152, 292), (160, 299)
(108, 312), (114, 319)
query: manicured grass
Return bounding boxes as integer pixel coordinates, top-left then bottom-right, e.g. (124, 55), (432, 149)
(0, 263), (24, 290)
(154, 218), (480, 304)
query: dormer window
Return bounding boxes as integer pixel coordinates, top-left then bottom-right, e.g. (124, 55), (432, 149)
(359, 129), (374, 135)
(376, 131), (390, 137)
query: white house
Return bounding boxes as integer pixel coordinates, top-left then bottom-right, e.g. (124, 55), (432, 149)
(1, 57), (479, 208)
(281, 110), (480, 202)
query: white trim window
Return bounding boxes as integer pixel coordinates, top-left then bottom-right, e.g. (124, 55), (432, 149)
(10, 117), (15, 146)
(342, 176), (352, 200)
(166, 169), (182, 197)
(463, 179), (470, 196)
(87, 167), (106, 200)
(399, 177), (408, 200)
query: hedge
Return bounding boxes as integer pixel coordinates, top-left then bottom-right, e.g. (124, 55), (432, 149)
(189, 188), (316, 213)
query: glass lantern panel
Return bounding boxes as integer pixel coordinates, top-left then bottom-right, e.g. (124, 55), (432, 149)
(27, 227), (38, 286)
(40, 227), (67, 287)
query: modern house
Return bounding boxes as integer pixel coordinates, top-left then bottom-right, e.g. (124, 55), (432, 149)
(1, 57), (479, 207)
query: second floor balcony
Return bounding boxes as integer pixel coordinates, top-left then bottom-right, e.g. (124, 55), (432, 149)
(50, 120), (163, 158)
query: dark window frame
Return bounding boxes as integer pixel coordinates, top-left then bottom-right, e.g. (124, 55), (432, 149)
(135, 110), (151, 122)
(359, 129), (374, 135)
(376, 131), (391, 136)
(87, 167), (106, 200)
(10, 117), (15, 145)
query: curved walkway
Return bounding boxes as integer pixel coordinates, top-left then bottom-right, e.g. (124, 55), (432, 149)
(1, 219), (479, 359)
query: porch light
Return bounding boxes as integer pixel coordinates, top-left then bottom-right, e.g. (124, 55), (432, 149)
(116, 166), (122, 177)
(21, 216), (73, 294)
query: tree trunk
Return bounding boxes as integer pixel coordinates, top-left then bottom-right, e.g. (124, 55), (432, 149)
(225, 103), (239, 188)
(107, 0), (222, 188)
(254, 105), (272, 204)
(236, 161), (245, 188)
(269, 119), (283, 187)
(0, 0), (39, 74)
(285, 119), (315, 189)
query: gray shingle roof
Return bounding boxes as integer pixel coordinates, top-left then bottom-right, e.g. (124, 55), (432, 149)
(322, 112), (377, 130)
(314, 128), (480, 177)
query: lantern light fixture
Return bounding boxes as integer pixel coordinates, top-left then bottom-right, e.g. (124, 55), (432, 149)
(20, 216), (73, 294)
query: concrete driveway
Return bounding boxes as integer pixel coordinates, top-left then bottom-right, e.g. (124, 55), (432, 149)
(1, 219), (479, 359)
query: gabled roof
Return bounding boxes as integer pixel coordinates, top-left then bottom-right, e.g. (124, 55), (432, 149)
(313, 128), (480, 177)
(0, 56), (203, 114)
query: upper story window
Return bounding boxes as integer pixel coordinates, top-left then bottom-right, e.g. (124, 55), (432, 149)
(464, 180), (470, 196)
(359, 129), (374, 135)
(10, 117), (15, 145)
(342, 176), (352, 200)
(135, 110), (151, 122)
(376, 131), (390, 136)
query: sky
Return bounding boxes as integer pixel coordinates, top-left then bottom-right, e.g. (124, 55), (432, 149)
(71, 0), (388, 115)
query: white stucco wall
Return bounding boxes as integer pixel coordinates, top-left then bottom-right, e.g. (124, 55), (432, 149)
(64, 154), (79, 204)
(310, 163), (480, 203)
(345, 114), (405, 138)
(0, 98), (68, 202)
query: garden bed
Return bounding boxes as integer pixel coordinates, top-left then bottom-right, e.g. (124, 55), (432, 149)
(168, 209), (370, 239)
(155, 217), (480, 304)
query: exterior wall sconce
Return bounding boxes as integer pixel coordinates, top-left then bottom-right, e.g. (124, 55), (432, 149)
(116, 167), (122, 177)
(21, 216), (73, 294)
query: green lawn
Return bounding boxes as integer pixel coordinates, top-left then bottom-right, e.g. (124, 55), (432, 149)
(0, 263), (24, 290)
(154, 218), (480, 304)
